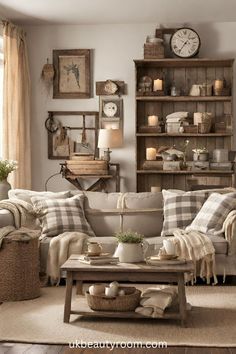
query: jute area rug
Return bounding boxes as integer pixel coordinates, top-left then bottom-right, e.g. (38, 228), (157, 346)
(0, 285), (236, 347)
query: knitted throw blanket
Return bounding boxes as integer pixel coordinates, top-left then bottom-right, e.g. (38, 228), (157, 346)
(160, 229), (217, 284)
(46, 231), (90, 285)
(0, 199), (38, 229)
(223, 210), (236, 255)
(0, 225), (40, 248)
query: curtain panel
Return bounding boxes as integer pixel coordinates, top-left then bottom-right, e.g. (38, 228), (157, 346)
(3, 22), (31, 189)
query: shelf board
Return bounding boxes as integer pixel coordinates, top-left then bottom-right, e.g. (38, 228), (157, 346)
(136, 95), (232, 102)
(137, 170), (234, 175)
(136, 133), (233, 137)
(134, 58), (234, 68)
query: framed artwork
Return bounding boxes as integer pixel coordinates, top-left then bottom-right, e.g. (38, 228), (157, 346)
(99, 96), (123, 129)
(53, 49), (91, 99)
(46, 111), (99, 159)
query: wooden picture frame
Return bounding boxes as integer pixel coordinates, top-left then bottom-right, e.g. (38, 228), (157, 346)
(99, 96), (123, 129)
(53, 49), (91, 99)
(46, 111), (99, 160)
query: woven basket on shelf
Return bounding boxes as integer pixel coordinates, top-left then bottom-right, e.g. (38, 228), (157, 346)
(0, 237), (40, 302)
(86, 287), (141, 312)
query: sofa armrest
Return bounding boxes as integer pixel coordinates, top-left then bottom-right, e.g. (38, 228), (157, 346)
(0, 209), (15, 228)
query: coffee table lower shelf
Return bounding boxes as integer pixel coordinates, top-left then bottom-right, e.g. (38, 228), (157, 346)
(70, 297), (183, 321)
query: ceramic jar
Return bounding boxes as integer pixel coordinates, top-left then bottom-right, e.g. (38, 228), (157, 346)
(0, 179), (11, 200)
(113, 240), (149, 263)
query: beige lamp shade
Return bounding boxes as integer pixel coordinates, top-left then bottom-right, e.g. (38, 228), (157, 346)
(98, 129), (123, 149)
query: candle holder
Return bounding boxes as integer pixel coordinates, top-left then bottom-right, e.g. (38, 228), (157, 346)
(152, 78), (165, 96)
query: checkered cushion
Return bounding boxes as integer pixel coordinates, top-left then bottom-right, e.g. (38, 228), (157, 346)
(32, 195), (95, 237)
(161, 190), (207, 236)
(186, 192), (236, 235)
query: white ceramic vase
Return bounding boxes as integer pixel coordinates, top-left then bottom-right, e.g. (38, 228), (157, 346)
(113, 241), (149, 263)
(0, 179), (11, 200)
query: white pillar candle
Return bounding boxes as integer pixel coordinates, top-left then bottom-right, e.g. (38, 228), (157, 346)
(151, 186), (161, 192)
(214, 79), (224, 90)
(148, 115), (158, 126)
(153, 79), (163, 91)
(146, 148), (156, 160)
(193, 112), (203, 126)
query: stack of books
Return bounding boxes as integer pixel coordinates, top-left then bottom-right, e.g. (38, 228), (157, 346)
(77, 253), (119, 265)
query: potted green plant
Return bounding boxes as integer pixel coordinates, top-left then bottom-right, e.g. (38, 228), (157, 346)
(0, 159), (17, 200)
(113, 231), (148, 263)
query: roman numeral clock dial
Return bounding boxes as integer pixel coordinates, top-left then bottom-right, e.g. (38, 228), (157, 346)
(170, 28), (201, 58)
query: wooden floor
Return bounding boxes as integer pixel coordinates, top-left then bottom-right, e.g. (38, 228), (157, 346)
(0, 343), (235, 354)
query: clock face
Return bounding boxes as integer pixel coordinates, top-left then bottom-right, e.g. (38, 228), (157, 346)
(103, 101), (118, 117)
(170, 28), (200, 58)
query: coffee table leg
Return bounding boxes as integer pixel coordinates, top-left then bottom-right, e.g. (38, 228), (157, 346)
(76, 280), (83, 295)
(64, 271), (73, 323)
(177, 273), (187, 327)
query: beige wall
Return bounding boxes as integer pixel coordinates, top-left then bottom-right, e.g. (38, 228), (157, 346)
(25, 22), (236, 192)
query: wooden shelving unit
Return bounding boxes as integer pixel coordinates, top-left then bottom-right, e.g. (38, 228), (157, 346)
(134, 58), (234, 192)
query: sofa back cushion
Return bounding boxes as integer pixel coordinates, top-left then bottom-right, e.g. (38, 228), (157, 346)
(83, 191), (163, 237)
(9, 189), (71, 205)
(83, 192), (121, 236)
(121, 192), (163, 237)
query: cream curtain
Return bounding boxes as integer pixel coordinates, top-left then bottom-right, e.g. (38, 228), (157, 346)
(3, 22), (31, 189)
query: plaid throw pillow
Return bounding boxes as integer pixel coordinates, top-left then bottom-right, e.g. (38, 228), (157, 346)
(161, 190), (207, 236)
(32, 195), (95, 237)
(186, 192), (236, 235)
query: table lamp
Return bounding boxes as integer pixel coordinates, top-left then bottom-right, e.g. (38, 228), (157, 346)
(98, 129), (123, 162)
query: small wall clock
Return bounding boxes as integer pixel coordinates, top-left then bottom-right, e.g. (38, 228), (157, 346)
(170, 28), (201, 58)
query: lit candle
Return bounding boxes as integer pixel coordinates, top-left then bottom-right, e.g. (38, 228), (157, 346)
(148, 115), (158, 126)
(214, 79), (224, 90)
(153, 79), (163, 91)
(193, 112), (203, 126)
(146, 148), (156, 161)
(151, 186), (161, 192)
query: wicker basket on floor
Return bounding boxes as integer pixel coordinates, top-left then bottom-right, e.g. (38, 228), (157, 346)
(86, 287), (141, 312)
(0, 236), (40, 302)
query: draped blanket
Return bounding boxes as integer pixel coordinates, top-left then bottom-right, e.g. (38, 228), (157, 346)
(46, 232), (89, 285)
(160, 229), (217, 284)
(0, 199), (90, 284)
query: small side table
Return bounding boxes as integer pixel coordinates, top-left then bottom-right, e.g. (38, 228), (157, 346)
(60, 163), (120, 192)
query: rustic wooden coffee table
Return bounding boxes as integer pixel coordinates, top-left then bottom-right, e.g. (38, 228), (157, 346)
(61, 255), (194, 326)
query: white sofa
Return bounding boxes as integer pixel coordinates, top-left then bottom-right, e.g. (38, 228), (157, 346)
(0, 190), (235, 277)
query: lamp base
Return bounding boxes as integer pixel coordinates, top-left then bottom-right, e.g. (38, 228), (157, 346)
(103, 149), (112, 163)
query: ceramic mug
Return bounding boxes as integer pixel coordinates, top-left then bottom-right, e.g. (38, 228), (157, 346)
(163, 239), (176, 255)
(87, 242), (102, 255)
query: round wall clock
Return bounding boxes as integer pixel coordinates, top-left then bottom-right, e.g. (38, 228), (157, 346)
(103, 101), (118, 117)
(170, 28), (201, 58)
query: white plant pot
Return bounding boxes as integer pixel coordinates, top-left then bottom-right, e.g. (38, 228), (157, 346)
(113, 241), (149, 263)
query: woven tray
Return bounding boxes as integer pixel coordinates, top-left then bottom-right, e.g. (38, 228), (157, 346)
(86, 286), (141, 312)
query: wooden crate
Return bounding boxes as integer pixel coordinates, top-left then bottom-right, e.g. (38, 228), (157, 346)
(144, 43), (164, 59)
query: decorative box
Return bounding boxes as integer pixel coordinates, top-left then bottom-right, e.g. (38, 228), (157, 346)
(144, 43), (164, 59)
(163, 161), (181, 171)
(143, 161), (163, 170)
(192, 161), (210, 171)
(210, 162), (233, 171)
